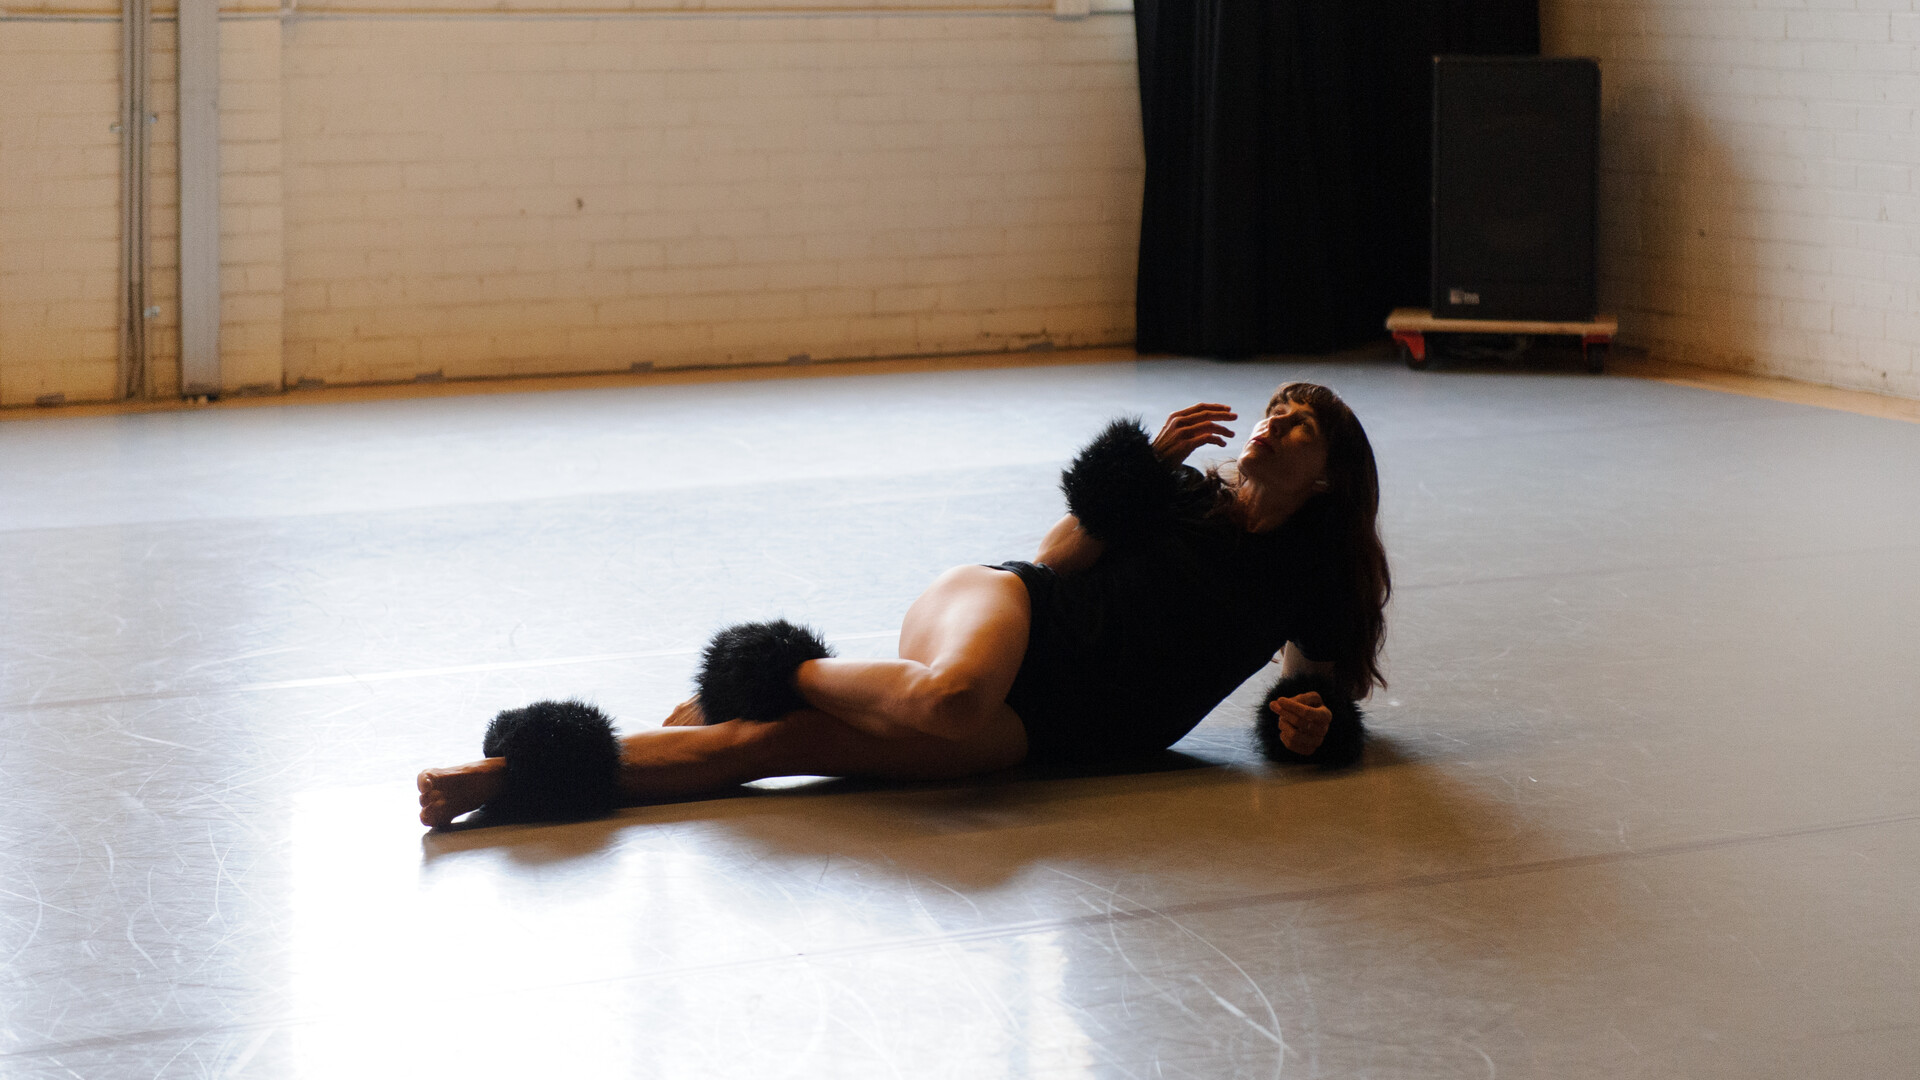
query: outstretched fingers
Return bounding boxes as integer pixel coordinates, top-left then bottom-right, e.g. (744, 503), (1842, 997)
(1153, 403), (1238, 463)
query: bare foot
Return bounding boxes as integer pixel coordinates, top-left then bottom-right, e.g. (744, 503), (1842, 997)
(417, 757), (507, 827)
(661, 695), (708, 727)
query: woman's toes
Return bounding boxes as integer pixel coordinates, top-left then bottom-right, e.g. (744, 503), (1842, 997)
(662, 697), (708, 727)
(413, 758), (506, 827)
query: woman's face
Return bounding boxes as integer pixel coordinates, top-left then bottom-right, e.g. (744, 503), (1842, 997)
(1238, 399), (1330, 494)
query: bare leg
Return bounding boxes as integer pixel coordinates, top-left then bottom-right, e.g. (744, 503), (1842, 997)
(613, 707), (1024, 798)
(418, 564), (1032, 827)
(418, 706), (1024, 827)
(793, 564), (1031, 742)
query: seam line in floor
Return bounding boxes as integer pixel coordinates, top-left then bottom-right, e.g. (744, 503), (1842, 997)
(0, 631), (899, 712)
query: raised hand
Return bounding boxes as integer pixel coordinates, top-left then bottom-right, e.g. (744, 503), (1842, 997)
(1151, 403), (1237, 464)
(1268, 690), (1332, 755)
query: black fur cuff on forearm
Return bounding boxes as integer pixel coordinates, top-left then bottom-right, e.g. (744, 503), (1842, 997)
(696, 619), (834, 723)
(1059, 418), (1188, 543)
(477, 699), (622, 822)
(1254, 673), (1365, 768)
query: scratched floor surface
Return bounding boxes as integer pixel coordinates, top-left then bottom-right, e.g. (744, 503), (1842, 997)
(2, 356), (1916, 1078)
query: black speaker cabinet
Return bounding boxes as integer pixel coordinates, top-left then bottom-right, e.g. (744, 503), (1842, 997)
(1431, 56), (1599, 321)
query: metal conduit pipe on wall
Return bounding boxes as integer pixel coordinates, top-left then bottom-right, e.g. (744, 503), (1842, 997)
(118, 0), (151, 399)
(115, 0), (220, 401)
(178, 0), (222, 396)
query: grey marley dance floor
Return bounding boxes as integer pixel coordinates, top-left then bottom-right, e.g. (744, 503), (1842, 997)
(3, 356), (1917, 1079)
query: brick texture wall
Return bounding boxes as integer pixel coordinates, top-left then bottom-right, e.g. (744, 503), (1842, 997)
(9, 4), (1918, 404)
(0, 2), (1141, 403)
(0, 17), (123, 405)
(1546, 0), (1920, 399)
(2, 5), (284, 403)
(281, 8), (1140, 382)
(217, 17), (286, 393)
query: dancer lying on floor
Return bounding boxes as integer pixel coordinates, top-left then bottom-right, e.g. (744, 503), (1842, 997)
(417, 381), (1390, 827)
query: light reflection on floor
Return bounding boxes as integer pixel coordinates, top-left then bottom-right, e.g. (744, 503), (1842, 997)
(286, 782), (1104, 1078)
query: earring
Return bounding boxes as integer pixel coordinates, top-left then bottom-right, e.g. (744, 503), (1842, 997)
(1312, 478), (1331, 491)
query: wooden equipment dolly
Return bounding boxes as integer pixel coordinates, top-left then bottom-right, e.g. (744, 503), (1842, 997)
(1386, 307), (1619, 373)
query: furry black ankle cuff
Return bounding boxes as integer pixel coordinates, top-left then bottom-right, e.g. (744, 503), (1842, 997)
(696, 619), (835, 723)
(1254, 673), (1366, 768)
(477, 699), (621, 822)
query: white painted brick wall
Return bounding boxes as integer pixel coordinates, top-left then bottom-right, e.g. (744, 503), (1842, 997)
(1, 3), (1141, 400)
(1545, 0), (1920, 398)
(216, 18), (286, 393)
(0, 21), (123, 405)
(1, 9), (283, 405)
(278, 10), (1142, 383)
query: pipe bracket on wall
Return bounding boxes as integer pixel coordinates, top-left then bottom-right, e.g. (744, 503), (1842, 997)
(178, 0), (222, 396)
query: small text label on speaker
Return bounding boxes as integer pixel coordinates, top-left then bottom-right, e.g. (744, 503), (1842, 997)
(1448, 288), (1482, 306)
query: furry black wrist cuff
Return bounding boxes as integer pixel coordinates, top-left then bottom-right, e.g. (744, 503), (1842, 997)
(696, 619), (835, 723)
(1254, 673), (1365, 768)
(478, 699), (622, 822)
(1059, 418), (1188, 543)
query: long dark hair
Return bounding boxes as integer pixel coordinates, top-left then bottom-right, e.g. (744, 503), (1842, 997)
(1211, 383), (1390, 699)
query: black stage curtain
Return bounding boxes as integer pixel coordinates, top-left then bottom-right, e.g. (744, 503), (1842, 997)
(1134, 1), (1539, 357)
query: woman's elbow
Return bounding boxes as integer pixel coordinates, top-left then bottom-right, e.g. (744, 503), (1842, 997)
(1279, 642), (1336, 681)
(1036, 516), (1104, 574)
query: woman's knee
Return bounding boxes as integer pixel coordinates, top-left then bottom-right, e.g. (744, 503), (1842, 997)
(897, 668), (1000, 737)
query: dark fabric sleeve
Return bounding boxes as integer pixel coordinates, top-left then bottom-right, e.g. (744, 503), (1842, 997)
(1285, 545), (1347, 663)
(1289, 607), (1339, 664)
(1058, 418), (1189, 544)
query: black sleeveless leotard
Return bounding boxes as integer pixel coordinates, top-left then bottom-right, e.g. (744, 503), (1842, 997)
(993, 420), (1344, 765)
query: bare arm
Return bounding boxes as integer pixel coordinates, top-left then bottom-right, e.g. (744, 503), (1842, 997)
(1035, 514), (1105, 575)
(1279, 641), (1336, 681)
(1269, 642), (1339, 754)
